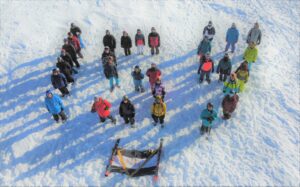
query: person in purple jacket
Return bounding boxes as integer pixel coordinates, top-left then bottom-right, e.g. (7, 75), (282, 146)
(152, 77), (166, 101)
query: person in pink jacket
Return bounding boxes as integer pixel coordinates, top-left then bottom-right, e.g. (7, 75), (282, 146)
(148, 27), (160, 55)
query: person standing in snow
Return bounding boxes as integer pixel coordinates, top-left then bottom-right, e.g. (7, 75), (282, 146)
(146, 63), (162, 91)
(223, 73), (239, 95)
(197, 36), (211, 59)
(135, 29), (145, 55)
(62, 38), (80, 68)
(119, 95), (135, 126)
(200, 102), (217, 135)
(101, 46), (117, 67)
(68, 32), (83, 58)
(235, 61), (249, 92)
(45, 90), (67, 123)
(103, 30), (116, 53)
(222, 94), (239, 120)
(151, 96), (167, 126)
(225, 23), (239, 53)
(198, 53), (214, 84)
(131, 65), (145, 92)
(203, 21), (216, 41)
(247, 22), (262, 45)
(216, 53), (232, 82)
(148, 27), (160, 55)
(104, 56), (120, 92)
(91, 97), (116, 124)
(243, 41), (258, 71)
(121, 31), (132, 56)
(56, 57), (74, 84)
(152, 78), (166, 101)
(51, 68), (70, 97)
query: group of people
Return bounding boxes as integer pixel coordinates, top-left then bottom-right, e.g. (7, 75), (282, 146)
(198, 21), (261, 136)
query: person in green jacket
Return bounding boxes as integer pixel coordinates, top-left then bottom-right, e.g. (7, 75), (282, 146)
(200, 102), (217, 135)
(223, 73), (240, 95)
(243, 42), (258, 71)
(235, 62), (249, 92)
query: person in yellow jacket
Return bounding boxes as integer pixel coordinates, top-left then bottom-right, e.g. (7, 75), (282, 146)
(243, 41), (258, 71)
(235, 61), (249, 92)
(151, 96), (167, 126)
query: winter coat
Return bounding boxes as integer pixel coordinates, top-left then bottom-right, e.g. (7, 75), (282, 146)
(91, 98), (112, 118)
(61, 52), (74, 67)
(148, 32), (160, 47)
(222, 94), (239, 113)
(119, 101), (135, 117)
(247, 27), (262, 44)
(198, 59), (214, 73)
(217, 58), (232, 75)
(45, 94), (64, 115)
(197, 39), (211, 55)
(51, 73), (67, 89)
(151, 102), (167, 117)
(200, 109), (217, 127)
(146, 67), (161, 84)
(62, 44), (77, 61)
(104, 63), (118, 79)
(68, 36), (80, 50)
(70, 26), (82, 37)
(101, 51), (116, 66)
(56, 60), (72, 77)
(203, 26), (216, 40)
(103, 34), (116, 50)
(236, 69), (249, 82)
(223, 79), (239, 94)
(131, 70), (144, 80)
(244, 47), (258, 63)
(152, 83), (166, 97)
(135, 33), (145, 46)
(121, 36), (132, 48)
(226, 27), (239, 43)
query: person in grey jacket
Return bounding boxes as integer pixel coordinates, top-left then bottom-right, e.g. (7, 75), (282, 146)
(247, 22), (262, 45)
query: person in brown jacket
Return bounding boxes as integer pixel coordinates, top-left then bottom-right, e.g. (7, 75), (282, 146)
(222, 94), (239, 120)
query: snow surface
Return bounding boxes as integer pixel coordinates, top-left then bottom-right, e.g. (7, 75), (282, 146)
(0, 0), (299, 186)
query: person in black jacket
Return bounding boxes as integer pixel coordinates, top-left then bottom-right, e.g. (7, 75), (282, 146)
(101, 46), (117, 66)
(51, 68), (70, 97)
(148, 27), (160, 55)
(121, 31), (132, 56)
(70, 23), (82, 37)
(56, 57), (74, 83)
(203, 21), (216, 41)
(119, 95), (135, 126)
(216, 53), (232, 82)
(103, 30), (116, 53)
(62, 38), (80, 68)
(104, 56), (120, 92)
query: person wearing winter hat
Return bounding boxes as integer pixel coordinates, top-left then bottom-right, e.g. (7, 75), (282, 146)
(203, 21), (216, 41)
(235, 61), (249, 92)
(152, 77), (166, 101)
(146, 63), (162, 91)
(51, 68), (70, 97)
(222, 94), (239, 120)
(247, 22), (262, 45)
(103, 30), (116, 53)
(200, 102), (217, 135)
(225, 23), (239, 53)
(121, 31), (132, 56)
(45, 90), (67, 123)
(151, 96), (167, 126)
(223, 73), (239, 95)
(70, 23), (82, 37)
(197, 36), (212, 59)
(119, 95), (135, 126)
(135, 29), (145, 55)
(91, 97), (116, 124)
(148, 27), (160, 55)
(131, 65), (145, 92)
(67, 32), (83, 58)
(216, 53), (232, 82)
(198, 52), (214, 84)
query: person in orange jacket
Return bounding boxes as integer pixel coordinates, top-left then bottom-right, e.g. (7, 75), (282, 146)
(91, 97), (116, 124)
(197, 53), (214, 84)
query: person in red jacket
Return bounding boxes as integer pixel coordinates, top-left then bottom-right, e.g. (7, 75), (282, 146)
(91, 97), (116, 124)
(222, 94), (239, 120)
(68, 32), (83, 58)
(148, 27), (160, 55)
(146, 63), (161, 91)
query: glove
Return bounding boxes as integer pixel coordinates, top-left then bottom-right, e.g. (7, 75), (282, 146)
(104, 106), (109, 110)
(223, 89), (226, 93)
(253, 61), (256, 63)
(207, 117), (213, 122)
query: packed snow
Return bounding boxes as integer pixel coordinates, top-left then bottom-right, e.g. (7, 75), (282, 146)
(0, 0), (299, 186)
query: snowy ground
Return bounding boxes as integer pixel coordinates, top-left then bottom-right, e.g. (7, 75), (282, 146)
(0, 0), (299, 186)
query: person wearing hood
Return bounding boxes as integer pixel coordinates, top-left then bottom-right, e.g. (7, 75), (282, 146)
(103, 30), (116, 53)
(121, 31), (132, 56)
(151, 96), (167, 126)
(45, 90), (67, 122)
(70, 23), (85, 49)
(152, 78), (166, 101)
(203, 21), (216, 41)
(225, 23), (239, 53)
(91, 97), (116, 124)
(135, 29), (145, 55)
(56, 57), (74, 83)
(216, 53), (232, 82)
(148, 27), (160, 55)
(223, 73), (239, 95)
(197, 36), (211, 58)
(146, 63), (162, 91)
(200, 102), (217, 135)
(119, 95), (135, 126)
(51, 68), (70, 97)
(131, 65), (145, 92)
(247, 22), (262, 45)
(198, 53), (214, 84)
(222, 94), (239, 120)
(104, 56), (120, 92)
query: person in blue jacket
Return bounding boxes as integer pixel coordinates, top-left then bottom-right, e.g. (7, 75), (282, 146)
(51, 68), (70, 97)
(225, 23), (239, 53)
(131, 65), (145, 92)
(197, 36), (211, 58)
(200, 102), (217, 135)
(45, 90), (67, 122)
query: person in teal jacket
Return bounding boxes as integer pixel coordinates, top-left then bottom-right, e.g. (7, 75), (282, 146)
(197, 36), (211, 57)
(200, 102), (217, 135)
(45, 90), (67, 122)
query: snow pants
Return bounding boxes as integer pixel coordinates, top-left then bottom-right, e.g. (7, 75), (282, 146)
(152, 114), (164, 124)
(53, 111), (67, 122)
